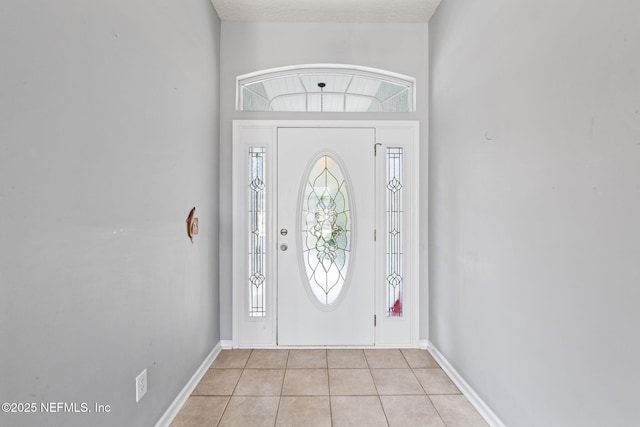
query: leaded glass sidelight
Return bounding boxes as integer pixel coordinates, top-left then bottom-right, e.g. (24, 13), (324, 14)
(386, 148), (404, 317)
(302, 156), (351, 305)
(248, 147), (266, 317)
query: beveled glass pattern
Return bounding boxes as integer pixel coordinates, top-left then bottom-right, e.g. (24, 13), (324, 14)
(238, 66), (415, 112)
(386, 148), (404, 316)
(302, 156), (351, 305)
(249, 147), (266, 317)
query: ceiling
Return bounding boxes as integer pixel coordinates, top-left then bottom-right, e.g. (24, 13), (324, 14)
(210, 0), (442, 23)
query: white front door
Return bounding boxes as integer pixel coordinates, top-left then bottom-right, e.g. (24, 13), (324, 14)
(233, 120), (420, 348)
(277, 128), (375, 346)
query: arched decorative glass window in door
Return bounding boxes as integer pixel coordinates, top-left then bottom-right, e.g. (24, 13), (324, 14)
(237, 64), (415, 113)
(302, 155), (352, 306)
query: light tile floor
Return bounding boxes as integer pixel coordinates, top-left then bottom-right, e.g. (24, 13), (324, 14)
(170, 349), (488, 427)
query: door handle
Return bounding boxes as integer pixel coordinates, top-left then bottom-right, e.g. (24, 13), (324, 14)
(280, 244), (288, 251)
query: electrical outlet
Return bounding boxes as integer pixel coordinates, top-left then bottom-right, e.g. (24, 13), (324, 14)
(135, 369), (147, 402)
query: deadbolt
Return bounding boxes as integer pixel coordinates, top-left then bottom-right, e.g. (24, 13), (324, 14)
(280, 228), (288, 236)
(280, 243), (288, 251)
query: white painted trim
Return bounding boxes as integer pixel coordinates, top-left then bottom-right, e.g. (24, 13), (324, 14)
(236, 64), (416, 112)
(238, 64), (416, 85)
(427, 342), (506, 427)
(231, 345), (418, 350)
(234, 120), (420, 128)
(232, 120), (422, 348)
(154, 342), (221, 427)
(232, 123), (278, 347)
(374, 123), (421, 348)
(220, 340), (234, 349)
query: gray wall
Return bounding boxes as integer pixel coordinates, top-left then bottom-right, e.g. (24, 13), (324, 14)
(0, 1), (220, 426)
(429, 0), (640, 426)
(219, 22), (429, 341)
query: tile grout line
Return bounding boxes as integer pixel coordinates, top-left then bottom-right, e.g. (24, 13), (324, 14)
(216, 349), (252, 427)
(272, 349), (290, 427)
(324, 349), (335, 427)
(400, 351), (447, 427)
(403, 348), (451, 426)
(400, 349), (450, 426)
(366, 349), (392, 426)
(411, 365), (451, 426)
(426, 393), (449, 427)
(189, 348), (461, 427)
(380, 349), (413, 427)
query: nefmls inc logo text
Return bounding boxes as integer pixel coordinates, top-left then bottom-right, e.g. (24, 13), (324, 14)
(42, 402), (90, 413)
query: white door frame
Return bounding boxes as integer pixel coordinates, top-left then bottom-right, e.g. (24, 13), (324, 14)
(232, 120), (421, 348)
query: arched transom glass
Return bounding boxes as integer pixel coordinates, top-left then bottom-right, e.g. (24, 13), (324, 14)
(302, 155), (351, 305)
(237, 64), (415, 113)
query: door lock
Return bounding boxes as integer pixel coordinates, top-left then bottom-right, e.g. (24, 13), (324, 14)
(280, 228), (288, 236)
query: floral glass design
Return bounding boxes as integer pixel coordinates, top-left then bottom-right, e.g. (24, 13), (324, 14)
(302, 156), (351, 305)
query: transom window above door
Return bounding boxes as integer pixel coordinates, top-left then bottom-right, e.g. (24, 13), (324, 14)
(237, 64), (415, 113)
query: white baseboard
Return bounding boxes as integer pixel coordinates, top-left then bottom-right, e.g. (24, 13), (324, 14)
(154, 342), (222, 427)
(220, 340), (234, 349)
(427, 342), (506, 427)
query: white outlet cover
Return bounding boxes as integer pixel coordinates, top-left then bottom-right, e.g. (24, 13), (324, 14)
(136, 369), (147, 402)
